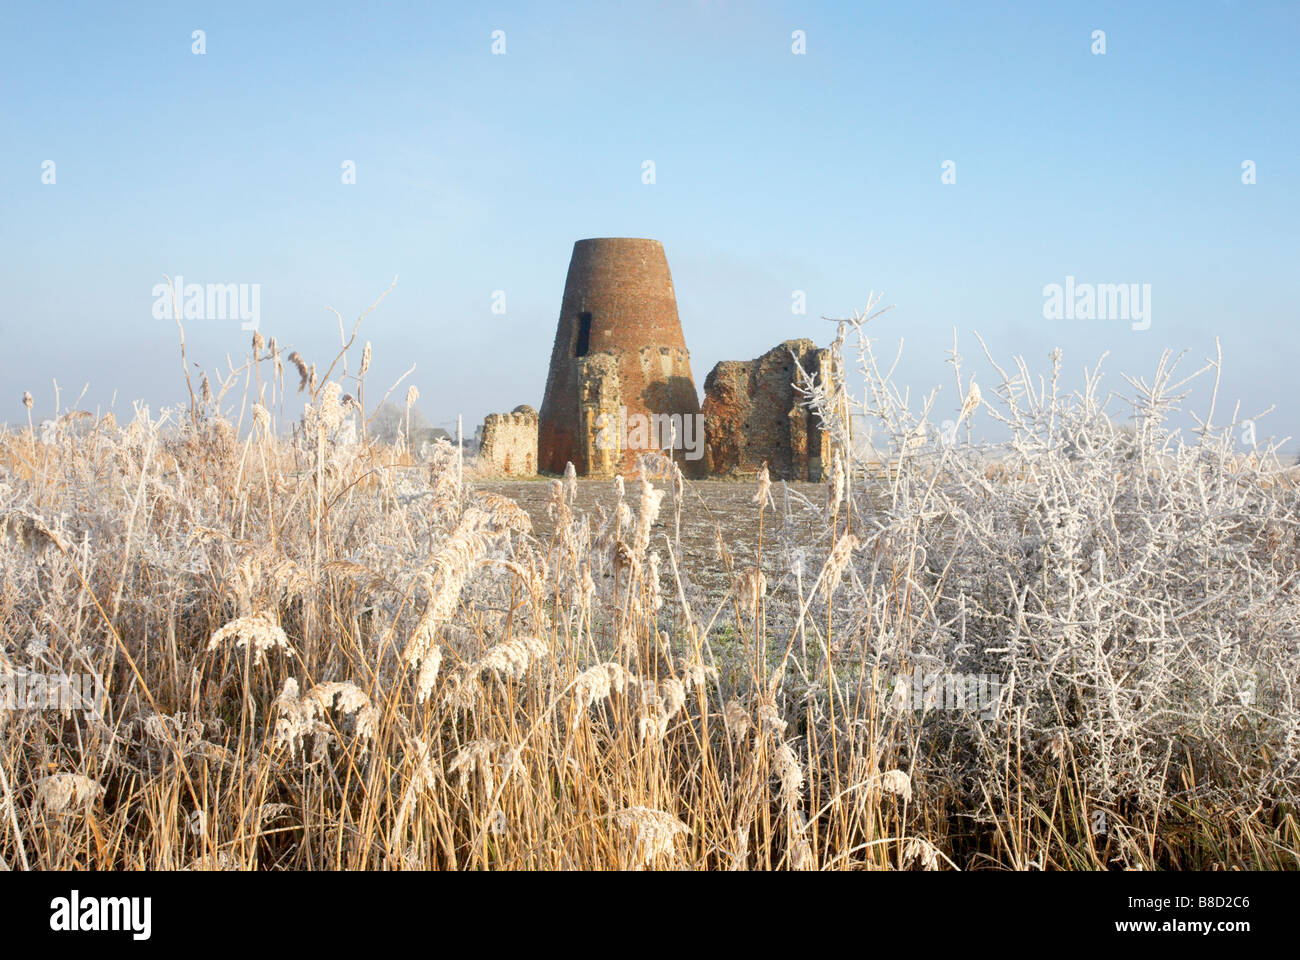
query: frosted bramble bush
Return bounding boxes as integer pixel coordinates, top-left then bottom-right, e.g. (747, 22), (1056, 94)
(795, 299), (1300, 863)
(0, 289), (1296, 870)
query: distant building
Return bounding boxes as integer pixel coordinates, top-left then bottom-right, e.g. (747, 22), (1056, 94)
(537, 239), (704, 478)
(479, 406), (538, 476)
(702, 339), (833, 481)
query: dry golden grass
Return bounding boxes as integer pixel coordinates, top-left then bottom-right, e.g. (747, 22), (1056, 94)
(2, 322), (1297, 872)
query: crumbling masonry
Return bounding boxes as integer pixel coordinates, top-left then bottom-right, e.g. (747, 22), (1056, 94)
(537, 238), (704, 478)
(479, 238), (837, 481)
(479, 405), (538, 477)
(701, 339), (833, 481)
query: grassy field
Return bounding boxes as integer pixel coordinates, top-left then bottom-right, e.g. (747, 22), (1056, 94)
(1, 323), (1297, 871)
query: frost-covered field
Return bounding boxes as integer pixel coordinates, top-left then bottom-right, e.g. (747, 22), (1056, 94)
(2, 316), (1297, 870)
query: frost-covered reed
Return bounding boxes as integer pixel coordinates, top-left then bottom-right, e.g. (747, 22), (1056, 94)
(2, 287), (1296, 871)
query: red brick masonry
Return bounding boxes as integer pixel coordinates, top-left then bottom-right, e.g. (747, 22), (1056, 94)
(702, 338), (832, 481)
(538, 239), (703, 477)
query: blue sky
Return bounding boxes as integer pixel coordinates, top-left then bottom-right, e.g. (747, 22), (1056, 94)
(2, 1), (1297, 446)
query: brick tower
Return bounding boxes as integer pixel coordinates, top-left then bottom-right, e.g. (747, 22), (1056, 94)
(538, 239), (703, 477)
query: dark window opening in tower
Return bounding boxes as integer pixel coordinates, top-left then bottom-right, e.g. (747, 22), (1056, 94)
(574, 313), (592, 357)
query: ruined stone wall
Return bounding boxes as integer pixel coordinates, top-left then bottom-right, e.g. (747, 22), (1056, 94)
(478, 406), (538, 477)
(702, 339), (833, 481)
(578, 353), (623, 477)
(538, 238), (703, 477)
